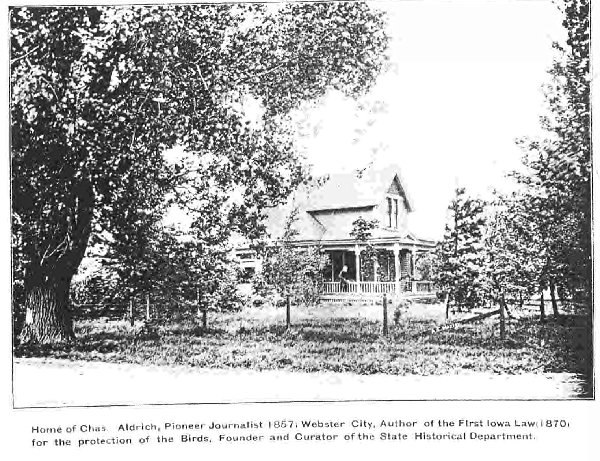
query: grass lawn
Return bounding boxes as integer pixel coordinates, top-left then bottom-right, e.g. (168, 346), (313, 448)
(14, 301), (592, 383)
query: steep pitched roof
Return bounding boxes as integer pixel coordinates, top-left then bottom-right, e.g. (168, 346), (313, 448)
(305, 165), (413, 212)
(263, 190), (325, 240)
(263, 164), (413, 241)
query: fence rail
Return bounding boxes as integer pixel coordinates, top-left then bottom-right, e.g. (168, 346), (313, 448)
(71, 301), (202, 321)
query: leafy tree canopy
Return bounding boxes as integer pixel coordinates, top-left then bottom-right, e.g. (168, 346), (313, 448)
(11, 4), (389, 343)
(515, 0), (590, 302)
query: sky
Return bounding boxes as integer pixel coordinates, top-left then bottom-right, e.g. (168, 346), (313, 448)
(163, 0), (565, 241)
(291, 0), (564, 240)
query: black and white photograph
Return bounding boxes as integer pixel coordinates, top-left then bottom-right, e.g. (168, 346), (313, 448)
(8, 0), (594, 424)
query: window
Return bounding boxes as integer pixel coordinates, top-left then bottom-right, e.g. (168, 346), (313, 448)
(394, 198), (399, 229)
(387, 197), (392, 227)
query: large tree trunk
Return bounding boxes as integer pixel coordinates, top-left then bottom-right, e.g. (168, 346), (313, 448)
(18, 177), (94, 344)
(19, 272), (75, 344)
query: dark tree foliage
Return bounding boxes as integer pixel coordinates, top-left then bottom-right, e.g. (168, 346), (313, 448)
(11, 4), (389, 343)
(482, 195), (544, 315)
(515, 0), (591, 305)
(350, 216), (385, 281)
(259, 208), (329, 306)
(72, 225), (241, 315)
(435, 188), (487, 312)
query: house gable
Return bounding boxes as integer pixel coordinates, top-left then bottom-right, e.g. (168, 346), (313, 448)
(262, 164), (415, 243)
(387, 176), (402, 195)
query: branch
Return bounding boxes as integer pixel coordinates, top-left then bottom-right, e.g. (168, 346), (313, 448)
(195, 64), (209, 91)
(26, 57), (59, 100)
(170, 186), (204, 213)
(11, 45), (41, 64)
(239, 63), (284, 83)
(40, 234), (70, 267)
(171, 165), (208, 181)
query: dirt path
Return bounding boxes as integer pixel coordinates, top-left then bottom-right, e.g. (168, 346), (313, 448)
(12, 358), (587, 407)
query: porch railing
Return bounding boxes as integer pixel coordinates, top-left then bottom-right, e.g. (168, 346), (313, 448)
(322, 281), (435, 295)
(415, 281), (435, 293)
(358, 282), (397, 294)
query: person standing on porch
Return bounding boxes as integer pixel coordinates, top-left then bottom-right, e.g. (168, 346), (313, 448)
(338, 265), (349, 292)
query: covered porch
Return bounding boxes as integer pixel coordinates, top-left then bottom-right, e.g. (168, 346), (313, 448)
(319, 238), (436, 298)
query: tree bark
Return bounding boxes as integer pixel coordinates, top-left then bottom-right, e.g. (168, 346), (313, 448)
(549, 281), (560, 319)
(18, 177), (94, 344)
(19, 273), (75, 344)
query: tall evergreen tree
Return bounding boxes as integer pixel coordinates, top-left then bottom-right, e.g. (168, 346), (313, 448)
(516, 0), (591, 304)
(436, 188), (487, 314)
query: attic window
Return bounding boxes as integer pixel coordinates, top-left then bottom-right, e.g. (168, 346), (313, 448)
(387, 198), (392, 227)
(394, 198), (399, 229)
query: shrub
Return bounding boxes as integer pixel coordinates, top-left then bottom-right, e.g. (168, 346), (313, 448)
(210, 265), (244, 312)
(393, 299), (412, 325)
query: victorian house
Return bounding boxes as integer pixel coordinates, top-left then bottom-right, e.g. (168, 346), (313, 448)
(235, 164), (436, 299)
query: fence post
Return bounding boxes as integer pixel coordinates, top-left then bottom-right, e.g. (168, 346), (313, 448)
(499, 298), (506, 340)
(382, 293), (388, 336)
(129, 299), (134, 327)
(146, 294), (150, 321)
(286, 295), (291, 330)
(196, 287), (201, 318)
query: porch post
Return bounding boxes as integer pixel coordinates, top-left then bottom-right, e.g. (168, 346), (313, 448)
(331, 251), (335, 282)
(354, 244), (361, 293)
(410, 248), (417, 293)
(393, 243), (400, 296)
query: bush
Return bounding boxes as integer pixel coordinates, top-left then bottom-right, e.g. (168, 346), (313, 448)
(210, 265), (244, 312)
(393, 299), (412, 325)
(413, 296), (439, 305)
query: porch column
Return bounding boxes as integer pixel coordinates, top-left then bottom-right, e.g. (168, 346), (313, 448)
(412, 245), (418, 278)
(354, 244), (361, 293)
(331, 251), (335, 282)
(373, 258), (378, 282)
(393, 244), (400, 295)
(410, 248), (417, 293)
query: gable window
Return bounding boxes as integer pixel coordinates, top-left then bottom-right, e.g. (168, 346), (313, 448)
(387, 197), (393, 227)
(394, 198), (399, 229)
